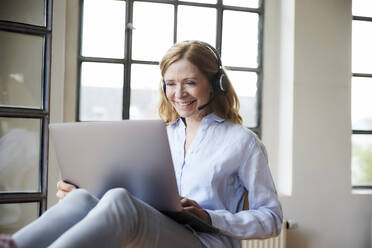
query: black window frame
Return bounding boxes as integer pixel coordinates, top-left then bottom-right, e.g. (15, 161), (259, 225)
(351, 13), (372, 189)
(0, 0), (53, 215)
(77, 0), (264, 136)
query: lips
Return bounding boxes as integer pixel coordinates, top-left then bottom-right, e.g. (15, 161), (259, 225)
(176, 100), (197, 106)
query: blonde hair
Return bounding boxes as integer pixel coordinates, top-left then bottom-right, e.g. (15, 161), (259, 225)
(158, 41), (242, 125)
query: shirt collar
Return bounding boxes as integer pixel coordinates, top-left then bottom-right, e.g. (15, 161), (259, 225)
(203, 112), (225, 124)
(169, 112), (225, 127)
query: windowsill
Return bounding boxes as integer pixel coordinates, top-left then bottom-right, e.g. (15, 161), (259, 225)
(352, 188), (372, 195)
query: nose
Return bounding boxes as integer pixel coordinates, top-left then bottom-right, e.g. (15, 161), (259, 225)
(175, 84), (187, 98)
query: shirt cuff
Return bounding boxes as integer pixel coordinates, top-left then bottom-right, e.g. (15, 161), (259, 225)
(205, 209), (229, 235)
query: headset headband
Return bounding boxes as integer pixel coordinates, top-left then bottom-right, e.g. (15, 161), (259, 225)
(162, 40), (228, 99)
(195, 41), (223, 70)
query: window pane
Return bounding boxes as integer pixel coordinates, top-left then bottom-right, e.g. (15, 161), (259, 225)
(352, 134), (372, 185)
(130, 64), (161, 120)
(222, 11), (259, 68)
(352, 20), (372, 74)
(0, 202), (39, 234)
(181, 0), (217, 3)
(177, 6), (216, 46)
(223, 0), (259, 8)
(352, 0), (372, 17)
(80, 62), (124, 121)
(0, 118), (40, 192)
(226, 70), (257, 127)
(352, 77), (372, 130)
(0, 31), (44, 108)
(82, 0), (125, 59)
(0, 0), (45, 26)
(132, 2), (173, 61)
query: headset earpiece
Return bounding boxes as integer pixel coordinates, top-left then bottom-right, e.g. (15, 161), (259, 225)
(162, 79), (167, 96)
(218, 73), (229, 92)
(210, 65), (228, 94)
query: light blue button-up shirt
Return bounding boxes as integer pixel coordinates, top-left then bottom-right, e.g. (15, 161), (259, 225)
(166, 113), (283, 248)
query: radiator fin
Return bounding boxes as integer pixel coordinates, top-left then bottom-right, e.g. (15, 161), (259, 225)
(242, 221), (287, 248)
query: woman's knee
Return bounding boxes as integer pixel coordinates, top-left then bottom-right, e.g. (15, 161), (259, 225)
(99, 188), (139, 222)
(102, 188), (132, 204)
(64, 189), (98, 210)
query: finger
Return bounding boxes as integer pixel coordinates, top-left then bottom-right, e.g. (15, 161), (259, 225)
(184, 207), (210, 223)
(180, 198), (193, 207)
(183, 206), (202, 217)
(183, 206), (197, 211)
(57, 180), (76, 191)
(57, 180), (65, 190)
(56, 190), (66, 200)
(180, 197), (194, 204)
(62, 181), (76, 191)
(189, 200), (199, 207)
(181, 198), (200, 208)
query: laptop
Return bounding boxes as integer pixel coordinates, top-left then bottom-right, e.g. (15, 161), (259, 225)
(49, 120), (219, 234)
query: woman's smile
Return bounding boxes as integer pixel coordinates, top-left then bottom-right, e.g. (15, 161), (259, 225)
(176, 100), (196, 106)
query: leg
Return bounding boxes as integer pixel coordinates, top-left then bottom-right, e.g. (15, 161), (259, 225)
(12, 189), (98, 248)
(50, 188), (203, 248)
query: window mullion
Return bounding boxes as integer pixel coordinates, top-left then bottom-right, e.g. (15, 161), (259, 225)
(174, 1), (178, 43)
(255, 0), (264, 132)
(123, 0), (134, 120)
(353, 16), (372, 22)
(216, 0), (223, 52)
(76, 0), (84, 121)
(353, 73), (372, 78)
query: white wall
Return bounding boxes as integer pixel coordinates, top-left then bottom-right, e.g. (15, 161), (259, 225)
(48, 0), (372, 247)
(48, 0), (67, 208)
(48, 0), (82, 207)
(263, 0), (372, 247)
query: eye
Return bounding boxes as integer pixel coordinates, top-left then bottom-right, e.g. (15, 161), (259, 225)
(185, 81), (196, 85)
(165, 82), (175, 86)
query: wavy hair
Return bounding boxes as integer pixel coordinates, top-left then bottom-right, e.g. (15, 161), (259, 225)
(158, 40), (242, 125)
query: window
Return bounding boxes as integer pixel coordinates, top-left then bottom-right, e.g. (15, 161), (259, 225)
(0, 0), (52, 233)
(78, 0), (264, 134)
(351, 0), (372, 188)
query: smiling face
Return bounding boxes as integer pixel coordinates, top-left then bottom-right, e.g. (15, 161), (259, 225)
(163, 58), (213, 122)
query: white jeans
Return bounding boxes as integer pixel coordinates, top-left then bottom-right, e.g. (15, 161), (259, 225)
(13, 188), (204, 248)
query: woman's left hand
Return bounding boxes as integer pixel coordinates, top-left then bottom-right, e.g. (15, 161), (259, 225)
(180, 197), (212, 224)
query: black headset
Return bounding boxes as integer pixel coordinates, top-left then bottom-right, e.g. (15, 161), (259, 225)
(162, 41), (229, 97)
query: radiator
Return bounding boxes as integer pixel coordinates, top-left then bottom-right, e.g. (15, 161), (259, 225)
(242, 221), (287, 248)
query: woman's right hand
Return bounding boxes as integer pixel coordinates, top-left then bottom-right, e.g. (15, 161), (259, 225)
(56, 180), (76, 201)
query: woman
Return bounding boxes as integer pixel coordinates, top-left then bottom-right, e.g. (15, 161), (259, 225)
(7, 41), (282, 248)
